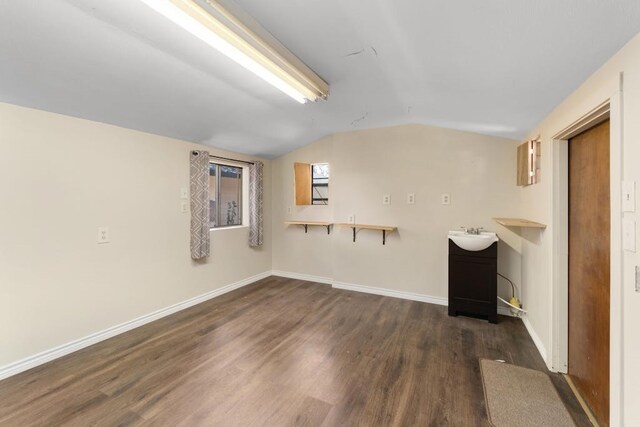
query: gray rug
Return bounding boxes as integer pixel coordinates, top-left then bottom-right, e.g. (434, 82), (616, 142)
(480, 359), (576, 427)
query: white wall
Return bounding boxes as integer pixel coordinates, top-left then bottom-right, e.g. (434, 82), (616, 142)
(272, 124), (522, 302)
(519, 33), (640, 425)
(0, 102), (271, 369)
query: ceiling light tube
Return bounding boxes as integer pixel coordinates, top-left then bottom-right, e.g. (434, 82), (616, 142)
(138, 0), (329, 103)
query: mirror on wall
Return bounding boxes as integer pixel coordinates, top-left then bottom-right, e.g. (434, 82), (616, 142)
(294, 162), (329, 205)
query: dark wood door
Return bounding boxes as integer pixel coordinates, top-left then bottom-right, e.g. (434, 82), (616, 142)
(568, 119), (610, 426)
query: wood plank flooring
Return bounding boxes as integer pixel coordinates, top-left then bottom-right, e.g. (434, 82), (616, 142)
(0, 277), (590, 426)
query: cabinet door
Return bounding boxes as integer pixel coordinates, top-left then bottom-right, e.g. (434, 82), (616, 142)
(449, 256), (496, 303)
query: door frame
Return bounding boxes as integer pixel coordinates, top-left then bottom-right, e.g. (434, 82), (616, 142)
(551, 78), (623, 426)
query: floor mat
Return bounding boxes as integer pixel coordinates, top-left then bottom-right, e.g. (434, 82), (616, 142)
(480, 359), (576, 427)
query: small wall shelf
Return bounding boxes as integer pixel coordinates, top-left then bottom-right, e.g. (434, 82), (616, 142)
(336, 223), (398, 245)
(493, 218), (547, 228)
(285, 221), (333, 234)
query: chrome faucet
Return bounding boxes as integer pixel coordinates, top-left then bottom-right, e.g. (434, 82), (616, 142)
(461, 226), (484, 235)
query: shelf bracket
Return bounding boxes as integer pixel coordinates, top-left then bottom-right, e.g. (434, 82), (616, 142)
(326, 225), (331, 235)
(304, 224), (308, 233)
(383, 230), (386, 245)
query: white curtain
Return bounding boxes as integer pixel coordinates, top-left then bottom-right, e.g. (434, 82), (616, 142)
(190, 150), (210, 259)
(249, 161), (264, 247)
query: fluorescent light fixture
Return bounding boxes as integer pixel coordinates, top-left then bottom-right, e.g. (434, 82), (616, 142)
(138, 0), (329, 103)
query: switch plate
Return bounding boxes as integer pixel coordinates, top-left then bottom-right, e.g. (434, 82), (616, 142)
(441, 194), (450, 205)
(180, 187), (188, 199)
(622, 181), (635, 212)
(383, 195), (391, 205)
(407, 193), (415, 204)
(623, 219), (636, 252)
(347, 214), (355, 224)
(180, 200), (188, 213)
(97, 227), (110, 244)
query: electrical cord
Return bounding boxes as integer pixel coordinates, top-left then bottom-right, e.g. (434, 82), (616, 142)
(496, 272), (526, 316)
(497, 272), (516, 299)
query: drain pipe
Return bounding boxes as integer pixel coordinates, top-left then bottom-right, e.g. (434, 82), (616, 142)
(497, 273), (527, 316)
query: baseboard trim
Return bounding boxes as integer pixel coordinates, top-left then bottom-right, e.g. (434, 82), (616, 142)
(0, 271), (271, 381)
(271, 270), (333, 285)
(332, 280), (448, 306)
(2, 270), (540, 381)
(272, 271), (521, 313)
(522, 315), (548, 363)
(497, 306), (518, 317)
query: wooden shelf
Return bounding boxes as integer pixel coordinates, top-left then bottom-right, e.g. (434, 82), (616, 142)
(285, 221), (333, 234)
(493, 218), (547, 228)
(336, 223), (398, 245)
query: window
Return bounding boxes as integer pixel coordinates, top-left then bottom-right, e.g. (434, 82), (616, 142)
(209, 163), (243, 228)
(311, 163), (329, 205)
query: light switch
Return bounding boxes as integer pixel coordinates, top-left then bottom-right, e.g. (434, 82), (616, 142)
(97, 227), (110, 244)
(623, 181), (635, 212)
(623, 219), (636, 252)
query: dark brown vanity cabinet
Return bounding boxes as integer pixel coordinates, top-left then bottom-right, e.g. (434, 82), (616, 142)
(448, 240), (497, 323)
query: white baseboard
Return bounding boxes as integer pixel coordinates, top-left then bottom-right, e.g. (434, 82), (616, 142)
(2, 270), (543, 382)
(497, 306), (519, 317)
(497, 306), (511, 316)
(522, 314), (548, 363)
(271, 271), (448, 306)
(0, 271), (271, 381)
(332, 281), (448, 306)
(271, 270), (333, 285)
(272, 271), (522, 313)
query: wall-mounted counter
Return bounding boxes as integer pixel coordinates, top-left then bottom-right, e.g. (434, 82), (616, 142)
(285, 221), (333, 234)
(336, 223), (397, 245)
(493, 218), (546, 228)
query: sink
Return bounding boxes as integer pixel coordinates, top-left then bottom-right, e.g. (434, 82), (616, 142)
(448, 231), (498, 251)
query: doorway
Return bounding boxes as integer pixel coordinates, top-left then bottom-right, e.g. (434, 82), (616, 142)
(567, 120), (610, 426)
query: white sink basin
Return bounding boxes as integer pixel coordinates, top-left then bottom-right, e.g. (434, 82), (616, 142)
(448, 231), (498, 251)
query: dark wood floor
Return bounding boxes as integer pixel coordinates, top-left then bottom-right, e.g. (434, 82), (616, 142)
(0, 277), (589, 426)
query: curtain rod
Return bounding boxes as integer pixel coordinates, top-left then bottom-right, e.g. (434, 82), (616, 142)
(191, 151), (255, 165)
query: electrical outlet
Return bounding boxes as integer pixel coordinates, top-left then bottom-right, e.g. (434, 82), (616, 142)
(441, 194), (450, 205)
(180, 200), (188, 213)
(287, 206), (292, 214)
(383, 195), (391, 205)
(180, 187), (188, 199)
(407, 193), (415, 204)
(347, 214), (355, 224)
(97, 227), (110, 244)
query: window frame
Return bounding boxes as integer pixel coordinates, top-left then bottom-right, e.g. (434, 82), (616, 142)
(208, 161), (244, 230)
(311, 163), (329, 205)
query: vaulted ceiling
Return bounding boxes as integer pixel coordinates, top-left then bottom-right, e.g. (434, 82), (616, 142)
(1, 1), (639, 157)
